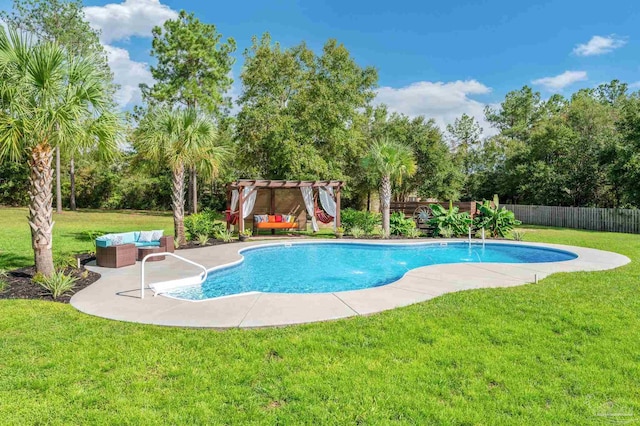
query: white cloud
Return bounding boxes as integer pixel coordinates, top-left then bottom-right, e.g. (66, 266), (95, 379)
(532, 70), (587, 91)
(573, 35), (626, 56)
(84, 0), (178, 43)
(105, 45), (154, 107)
(375, 80), (496, 136)
(82, 0), (178, 109)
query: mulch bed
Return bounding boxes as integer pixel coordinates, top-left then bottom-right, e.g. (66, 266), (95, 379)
(177, 239), (237, 250)
(0, 254), (100, 304)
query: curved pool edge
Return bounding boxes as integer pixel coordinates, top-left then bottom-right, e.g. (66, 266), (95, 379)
(72, 239), (631, 328)
(164, 240), (581, 302)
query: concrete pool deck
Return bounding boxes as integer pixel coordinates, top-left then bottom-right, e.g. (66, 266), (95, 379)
(71, 239), (630, 328)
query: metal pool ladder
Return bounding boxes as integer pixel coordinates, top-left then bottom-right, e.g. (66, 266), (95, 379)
(140, 252), (208, 299)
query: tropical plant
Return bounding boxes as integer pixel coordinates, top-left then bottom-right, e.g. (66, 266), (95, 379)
(474, 195), (522, 238)
(335, 226), (345, 238)
(239, 229), (252, 237)
(0, 28), (120, 276)
(134, 107), (225, 246)
(389, 211), (416, 236)
(214, 229), (233, 243)
(34, 270), (77, 300)
(196, 233), (209, 246)
(406, 227), (423, 239)
(428, 202), (472, 237)
(349, 226), (365, 239)
(362, 139), (417, 237)
(340, 208), (381, 234)
(439, 226), (454, 238)
(184, 212), (225, 240)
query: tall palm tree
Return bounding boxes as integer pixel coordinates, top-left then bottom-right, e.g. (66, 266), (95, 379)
(362, 138), (417, 237)
(0, 28), (120, 276)
(134, 107), (225, 246)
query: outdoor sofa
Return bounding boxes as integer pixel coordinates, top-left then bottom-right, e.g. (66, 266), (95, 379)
(253, 214), (298, 234)
(95, 231), (174, 268)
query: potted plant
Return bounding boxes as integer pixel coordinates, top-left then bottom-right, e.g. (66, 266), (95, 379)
(239, 229), (252, 242)
(335, 226), (345, 239)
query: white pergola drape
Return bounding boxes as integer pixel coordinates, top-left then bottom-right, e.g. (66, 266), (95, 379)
(230, 186), (257, 219)
(300, 187), (319, 232)
(319, 186), (337, 230)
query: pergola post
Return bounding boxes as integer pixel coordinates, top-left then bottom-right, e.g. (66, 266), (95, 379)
(238, 185), (244, 234)
(335, 187), (341, 229)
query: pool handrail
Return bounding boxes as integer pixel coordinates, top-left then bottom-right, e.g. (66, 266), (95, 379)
(140, 252), (208, 299)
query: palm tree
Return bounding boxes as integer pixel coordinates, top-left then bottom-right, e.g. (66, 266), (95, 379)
(134, 107), (225, 246)
(0, 28), (120, 276)
(362, 138), (417, 237)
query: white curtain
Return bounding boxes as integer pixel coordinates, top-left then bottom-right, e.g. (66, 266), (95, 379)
(242, 187), (257, 219)
(230, 189), (239, 211)
(319, 186), (337, 230)
(301, 187), (319, 232)
(230, 187), (257, 219)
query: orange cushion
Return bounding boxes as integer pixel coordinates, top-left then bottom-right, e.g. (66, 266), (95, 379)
(256, 222), (298, 229)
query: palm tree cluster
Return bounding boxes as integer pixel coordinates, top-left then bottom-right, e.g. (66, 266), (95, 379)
(0, 28), (120, 275)
(0, 24), (227, 274)
(134, 108), (225, 246)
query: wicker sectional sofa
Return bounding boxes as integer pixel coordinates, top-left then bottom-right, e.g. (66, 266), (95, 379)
(95, 231), (174, 268)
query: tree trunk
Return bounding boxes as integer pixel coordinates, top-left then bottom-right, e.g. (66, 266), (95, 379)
(172, 162), (187, 246)
(55, 145), (62, 213)
(192, 167), (198, 214)
(367, 190), (371, 212)
(69, 155), (76, 211)
(28, 143), (55, 276)
(187, 167), (193, 214)
(380, 174), (391, 238)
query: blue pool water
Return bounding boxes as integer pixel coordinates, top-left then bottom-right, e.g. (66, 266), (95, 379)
(165, 242), (577, 300)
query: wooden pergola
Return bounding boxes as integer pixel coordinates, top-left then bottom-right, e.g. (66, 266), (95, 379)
(226, 179), (345, 233)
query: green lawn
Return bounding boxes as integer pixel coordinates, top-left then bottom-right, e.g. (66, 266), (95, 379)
(1, 208), (639, 424)
(0, 207), (173, 270)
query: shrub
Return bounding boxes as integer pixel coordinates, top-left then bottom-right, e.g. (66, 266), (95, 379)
(196, 233), (210, 246)
(406, 227), (423, 239)
(34, 271), (78, 300)
(214, 230), (234, 243)
(341, 208), (381, 234)
(54, 254), (78, 270)
(350, 226), (365, 239)
(439, 226), (454, 238)
(390, 211), (417, 236)
(474, 195), (522, 238)
(184, 212), (225, 240)
(428, 202), (472, 237)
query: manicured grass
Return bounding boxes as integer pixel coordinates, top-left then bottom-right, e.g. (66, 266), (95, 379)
(1, 209), (639, 423)
(0, 207), (173, 270)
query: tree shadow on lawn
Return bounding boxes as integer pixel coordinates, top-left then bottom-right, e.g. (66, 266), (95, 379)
(0, 252), (33, 270)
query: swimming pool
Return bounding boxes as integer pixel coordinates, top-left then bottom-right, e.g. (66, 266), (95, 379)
(163, 242), (577, 301)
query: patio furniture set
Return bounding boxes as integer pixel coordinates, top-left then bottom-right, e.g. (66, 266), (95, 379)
(95, 230), (174, 268)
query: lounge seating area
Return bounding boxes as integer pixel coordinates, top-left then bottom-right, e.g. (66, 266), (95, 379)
(253, 214), (298, 234)
(96, 230), (174, 268)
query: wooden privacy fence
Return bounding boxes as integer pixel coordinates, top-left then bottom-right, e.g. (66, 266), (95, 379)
(505, 204), (640, 234)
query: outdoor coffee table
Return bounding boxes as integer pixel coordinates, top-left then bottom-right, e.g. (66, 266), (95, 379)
(137, 246), (165, 262)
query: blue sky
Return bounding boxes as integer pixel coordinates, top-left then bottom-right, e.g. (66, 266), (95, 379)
(1, 0), (638, 133)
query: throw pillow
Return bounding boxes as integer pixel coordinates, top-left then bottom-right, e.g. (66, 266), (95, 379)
(151, 230), (164, 240)
(111, 235), (124, 246)
(275, 215), (283, 223)
(268, 215), (276, 223)
(139, 231), (155, 242)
